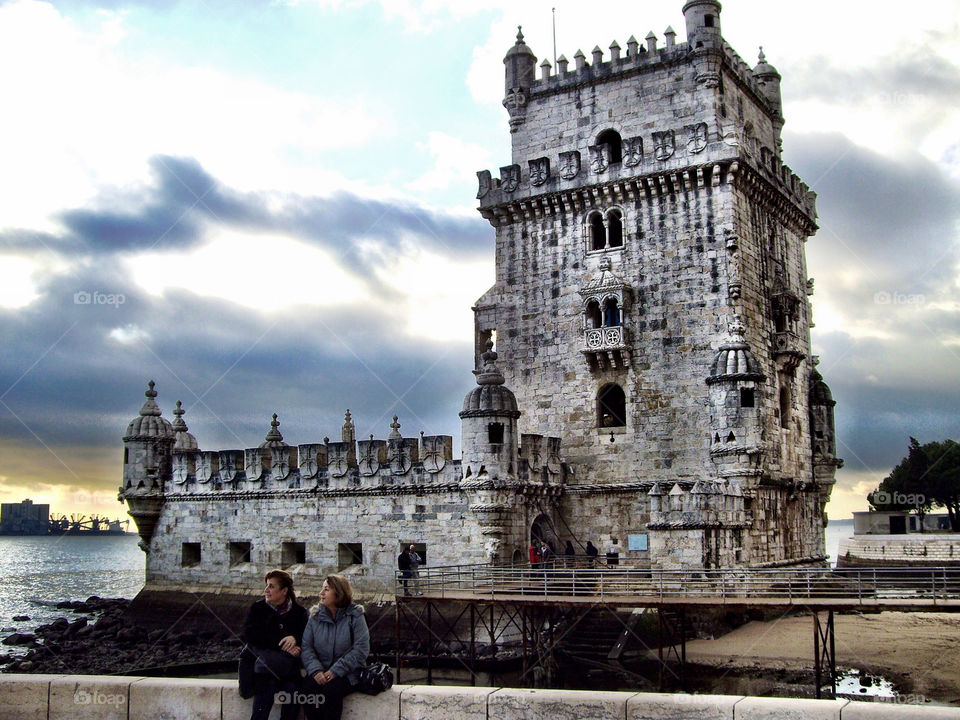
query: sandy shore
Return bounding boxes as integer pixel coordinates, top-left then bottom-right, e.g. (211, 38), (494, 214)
(684, 611), (960, 705)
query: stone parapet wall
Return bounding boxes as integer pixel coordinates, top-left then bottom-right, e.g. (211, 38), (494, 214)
(839, 536), (960, 567)
(3, 675), (959, 720)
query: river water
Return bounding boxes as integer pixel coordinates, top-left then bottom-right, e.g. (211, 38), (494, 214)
(0, 535), (143, 633)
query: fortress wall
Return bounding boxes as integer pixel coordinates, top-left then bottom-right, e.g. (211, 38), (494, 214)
(145, 488), (490, 593)
(839, 536), (960, 567)
(4, 675), (959, 720)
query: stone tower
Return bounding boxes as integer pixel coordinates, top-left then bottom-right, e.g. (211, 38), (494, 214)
(474, 2), (841, 568)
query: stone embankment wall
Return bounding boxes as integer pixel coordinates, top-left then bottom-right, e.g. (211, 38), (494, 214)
(839, 536), (960, 567)
(2, 675), (959, 719)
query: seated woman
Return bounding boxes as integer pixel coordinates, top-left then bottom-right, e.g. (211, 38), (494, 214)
(239, 569), (309, 720)
(300, 574), (370, 720)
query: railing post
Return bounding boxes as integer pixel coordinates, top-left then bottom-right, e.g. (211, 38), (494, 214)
(858, 570), (862, 603)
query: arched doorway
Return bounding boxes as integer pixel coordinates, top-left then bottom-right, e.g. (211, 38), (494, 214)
(530, 513), (559, 555)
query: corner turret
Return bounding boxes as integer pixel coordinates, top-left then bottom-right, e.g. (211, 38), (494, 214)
(754, 47), (784, 144)
(459, 342), (521, 480)
(503, 26), (537, 132)
(683, 0), (723, 86)
(120, 381), (174, 552)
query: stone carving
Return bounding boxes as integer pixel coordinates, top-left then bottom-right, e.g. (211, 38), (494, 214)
(172, 455), (189, 485)
(244, 449), (265, 484)
(219, 450), (242, 483)
(196, 451), (217, 484)
(476, 169), (491, 198)
(327, 442), (351, 478)
(686, 122), (708, 153)
(298, 444), (324, 481)
(270, 447), (291, 482)
(521, 434), (544, 473)
(653, 130), (675, 161)
(358, 437), (385, 476)
(589, 144), (610, 174)
(559, 150), (581, 179)
(623, 136), (644, 167)
(499, 164), (521, 193)
(546, 436), (562, 475)
(528, 157), (550, 186)
(389, 439), (414, 475)
(420, 434), (452, 474)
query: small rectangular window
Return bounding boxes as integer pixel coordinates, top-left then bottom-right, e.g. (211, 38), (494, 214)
(229, 541), (251, 567)
(705, 14), (715, 27)
(488, 422), (505, 444)
(740, 388), (755, 408)
(181, 542), (201, 568)
(338, 542), (362, 570)
(282, 542), (306, 567)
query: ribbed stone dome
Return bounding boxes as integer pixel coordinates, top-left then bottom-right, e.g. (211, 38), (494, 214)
(460, 344), (521, 419)
(171, 400), (198, 451)
(258, 413), (288, 449)
(124, 381), (174, 439)
(504, 27), (535, 60)
(707, 341), (764, 384)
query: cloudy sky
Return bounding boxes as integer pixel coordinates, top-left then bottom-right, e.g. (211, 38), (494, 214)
(0, 0), (958, 527)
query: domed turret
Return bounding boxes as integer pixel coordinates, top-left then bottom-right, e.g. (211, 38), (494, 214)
(754, 47), (784, 139)
(124, 381), (174, 440)
(171, 401), (198, 452)
(503, 26), (537, 132)
(460, 343), (521, 480)
(259, 413), (287, 449)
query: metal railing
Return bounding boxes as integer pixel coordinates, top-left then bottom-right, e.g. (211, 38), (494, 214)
(395, 560), (960, 605)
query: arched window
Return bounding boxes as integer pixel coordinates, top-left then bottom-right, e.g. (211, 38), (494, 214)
(586, 300), (602, 328)
(597, 129), (622, 164)
(603, 298), (621, 327)
(606, 209), (623, 247)
(590, 212), (605, 250)
(597, 384), (626, 427)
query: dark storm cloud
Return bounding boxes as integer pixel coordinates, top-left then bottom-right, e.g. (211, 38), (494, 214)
(0, 264), (474, 455)
(785, 50), (960, 105)
(782, 132), (960, 476)
(0, 155), (492, 274)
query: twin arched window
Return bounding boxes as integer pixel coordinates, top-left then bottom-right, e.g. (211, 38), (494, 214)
(586, 298), (622, 328)
(589, 209), (624, 251)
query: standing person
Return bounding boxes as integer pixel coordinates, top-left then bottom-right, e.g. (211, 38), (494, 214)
(239, 570), (309, 720)
(300, 575), (370, 720)
(563, 540), (575, 566)
(528, 541), (541, 569)
(397, 545), (412, 596)
(406, 544), (423, 595)
(539, 540), (552, 567)
(585, 540), (599, 565)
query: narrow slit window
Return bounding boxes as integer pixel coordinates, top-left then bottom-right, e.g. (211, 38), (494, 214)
(590, 213), (606, 250)
(607, 210), (623, 247)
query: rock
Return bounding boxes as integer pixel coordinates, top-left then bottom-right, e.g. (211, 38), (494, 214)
(2, 633), (36, 646)
(18, 661), (33, 671)
(147, 629), (165, 643)
(12, 615), (30, 622)
(64, 618), (87, 637)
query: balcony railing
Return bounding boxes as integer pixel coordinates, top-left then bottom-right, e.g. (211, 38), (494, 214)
(582, 326), (631, 370)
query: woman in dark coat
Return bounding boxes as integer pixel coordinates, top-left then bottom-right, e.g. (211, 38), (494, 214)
(300, 574), (369, 720)
(239, 569), (309, 720)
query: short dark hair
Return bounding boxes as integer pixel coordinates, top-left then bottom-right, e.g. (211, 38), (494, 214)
(265, 569), (296, 602)
(324, 574), (353, 608)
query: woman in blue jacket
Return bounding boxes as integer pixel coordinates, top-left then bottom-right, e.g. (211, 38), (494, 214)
(300, 574), (369, 720)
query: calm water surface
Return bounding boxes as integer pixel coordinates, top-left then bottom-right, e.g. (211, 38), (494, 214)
(0, 535), (143, 632)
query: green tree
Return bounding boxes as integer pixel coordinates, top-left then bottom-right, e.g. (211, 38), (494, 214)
(868, 438), (960, 531)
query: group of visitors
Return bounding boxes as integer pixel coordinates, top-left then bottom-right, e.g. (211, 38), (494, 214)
(239, 570), (369, 720)
(528, 538), (620, 566)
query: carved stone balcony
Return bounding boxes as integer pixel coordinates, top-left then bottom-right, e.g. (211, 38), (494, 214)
(772, 330), (806, 368)
(582, 326), (631, 371)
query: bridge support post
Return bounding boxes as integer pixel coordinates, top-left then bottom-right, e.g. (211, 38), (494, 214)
(813, 609), (836, 699)
(657, 607), (686, 692)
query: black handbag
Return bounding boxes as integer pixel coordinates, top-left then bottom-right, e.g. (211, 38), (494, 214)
(348, 616), (394, 695)
(357, 662), (394, 695)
